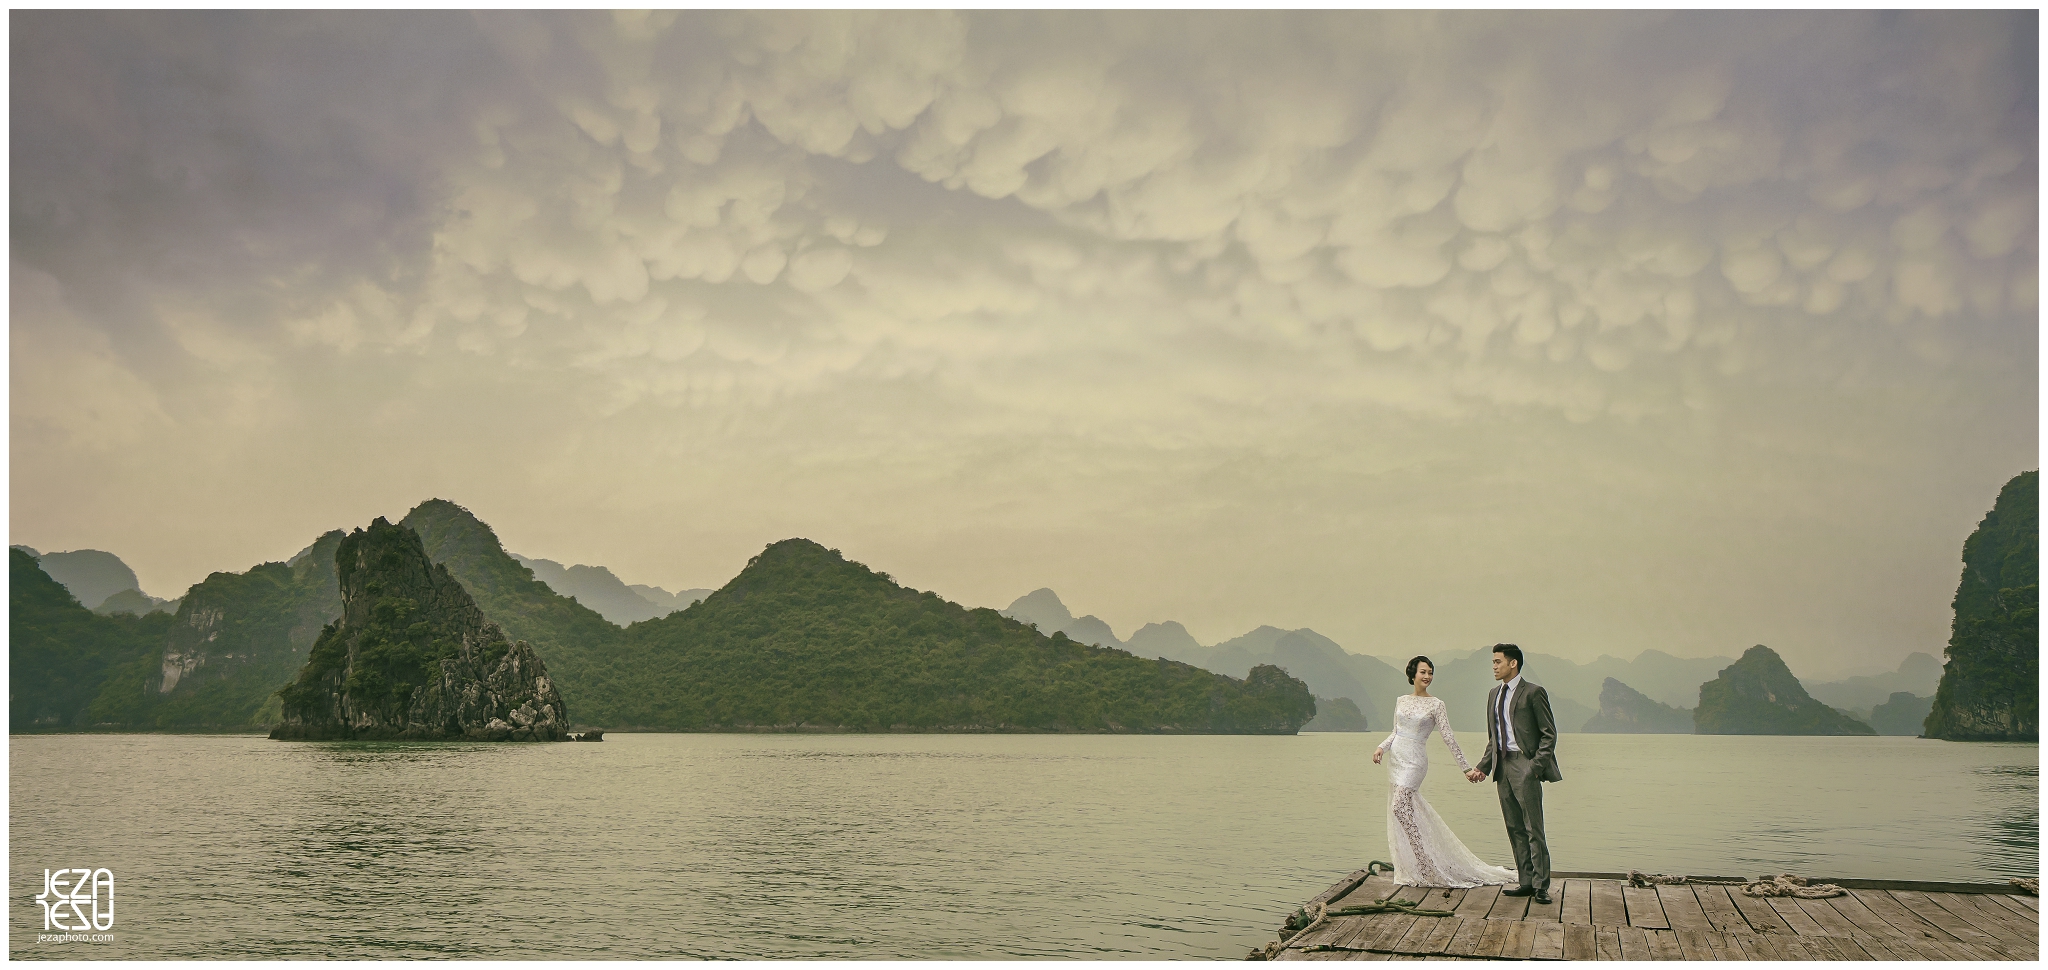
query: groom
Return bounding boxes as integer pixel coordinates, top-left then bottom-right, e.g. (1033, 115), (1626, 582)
(1464, 643), (1562, 905)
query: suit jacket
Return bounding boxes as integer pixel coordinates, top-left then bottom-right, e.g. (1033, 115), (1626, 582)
(1475, 679), (1563, 783)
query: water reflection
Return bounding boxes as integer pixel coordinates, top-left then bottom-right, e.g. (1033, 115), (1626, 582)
(8, 733), (2039, 959)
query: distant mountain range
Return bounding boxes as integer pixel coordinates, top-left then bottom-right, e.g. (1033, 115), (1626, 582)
(12, 500), (1314, 735)
(13, 499), (1982, 739)
(509, 554), (710, 626)
(996, 587), (1951, 737)
(11, 545), (181, 616)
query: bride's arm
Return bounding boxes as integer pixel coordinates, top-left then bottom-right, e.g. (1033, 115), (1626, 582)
(1434, 699), (1473, 772)
(1375, 704), (1399, 755)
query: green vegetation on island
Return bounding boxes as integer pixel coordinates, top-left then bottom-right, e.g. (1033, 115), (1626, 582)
(1924, 471), (2037, 741)
(272, 518), (567, 741)
(9, 549), (173, 730)
(1693, 645), (1876, 736)
(613, 538), (1315, 732)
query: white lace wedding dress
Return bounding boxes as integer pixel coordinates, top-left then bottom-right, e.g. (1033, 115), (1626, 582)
(1375, 694), (1517, 888)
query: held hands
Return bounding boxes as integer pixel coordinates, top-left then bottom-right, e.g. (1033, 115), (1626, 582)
(1465, 768), (1485, 783)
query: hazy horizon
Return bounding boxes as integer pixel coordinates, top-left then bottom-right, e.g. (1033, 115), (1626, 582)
(12, 12), (2036, 681)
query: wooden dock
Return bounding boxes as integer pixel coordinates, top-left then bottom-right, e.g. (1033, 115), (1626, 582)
(1265, 869), (2039, 961)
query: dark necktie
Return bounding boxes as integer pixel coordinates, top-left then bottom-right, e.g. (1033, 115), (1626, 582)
(1496, 683), (1511, 757)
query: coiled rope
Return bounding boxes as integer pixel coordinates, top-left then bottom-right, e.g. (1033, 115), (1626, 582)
(1740, 873), (1846, 899)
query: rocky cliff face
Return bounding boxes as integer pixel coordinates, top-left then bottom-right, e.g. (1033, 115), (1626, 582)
(270, 518), (568, 742)
(1581, 677), (1693, 733)
(1924, 471), (2037, 742)
(1693, 645), (1875, 736)
(155, 530), (344, 699)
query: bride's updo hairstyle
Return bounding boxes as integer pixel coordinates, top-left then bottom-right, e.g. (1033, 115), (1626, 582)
(1406, 655), (1434, 685)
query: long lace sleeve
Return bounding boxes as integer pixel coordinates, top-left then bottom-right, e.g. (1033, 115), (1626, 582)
(1434, 698), (1472, 772)
(1376, 699), (1400, 753)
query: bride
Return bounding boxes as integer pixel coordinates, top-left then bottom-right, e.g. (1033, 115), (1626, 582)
(1370, 656), (1516, 888)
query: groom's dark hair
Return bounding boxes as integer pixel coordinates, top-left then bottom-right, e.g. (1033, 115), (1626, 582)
(1406, 655), (1433, 684)
(1493, 643), (1524, 672)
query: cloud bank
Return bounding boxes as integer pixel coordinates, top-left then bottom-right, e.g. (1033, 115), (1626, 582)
(11, 11), (2037, 677)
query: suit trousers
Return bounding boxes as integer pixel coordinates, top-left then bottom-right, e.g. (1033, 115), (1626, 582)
(1495, 750), (1550, 894)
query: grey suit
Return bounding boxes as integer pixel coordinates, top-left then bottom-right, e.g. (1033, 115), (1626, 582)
(1474, 678), (1562, 894)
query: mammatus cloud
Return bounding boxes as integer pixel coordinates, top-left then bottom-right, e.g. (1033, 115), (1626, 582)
(11, 11), (2036, 675)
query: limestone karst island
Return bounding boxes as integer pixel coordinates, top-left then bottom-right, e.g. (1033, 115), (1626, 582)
(9, 470), (2036, 743)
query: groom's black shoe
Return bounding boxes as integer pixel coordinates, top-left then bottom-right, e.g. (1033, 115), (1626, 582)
(1533, 893), (1553, 905)
(1501, 887), (1535, 897)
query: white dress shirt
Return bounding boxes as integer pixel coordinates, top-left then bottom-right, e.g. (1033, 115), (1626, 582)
(1495, 674), (1524, 753)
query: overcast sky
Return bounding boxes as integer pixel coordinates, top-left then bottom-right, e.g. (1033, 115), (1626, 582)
(12, 11), (2036, 679)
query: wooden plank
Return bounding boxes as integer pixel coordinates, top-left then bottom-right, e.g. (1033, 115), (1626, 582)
(1804, 935), (1853, 960)
(1486, 890), (1530, 921)
(1765, 897), (1827, 936)
(1560, 879), (1592, 924)
(1593, 926), (1623, 960)
(1657, 885), (1715, 935)
(1727, 889), (1794, 935)
(1500, 920), (1539, 960)
(1473, 918), (1512, 959)
(1672, 927), (1715, 960)
(1417, 916), (1463, 955)
(1693, 885), (1752, 935)
(1853, 887), (1960, 942)
(1771, 935), (1816, 960)
(1323, 916), (1377, 950)
(1291, 916), (1352, 950)
(1704, 929), (1745, 961)
(1830, 935), (1880, 960)
(2007, 892), (2039, 912)
(1342, 913), (1398, 954)
(1731, 932), (1777, 961)
(1887, 929), (1963, 962)
(1947, 890), (2041, 947)
(1982, 891), (2040, 920)
(1590, 879), (1629, 927)
(1616, 926), (1652, 961)
(1823, 892), (1909, 940)
(1312, 869), (1377, 907)
(1443, 917), (1488, 958)
(1530, 922), (1566, 960)
(1793, 897), (1864, 939)
(1562, 922), (1596, 961)
(1391, 885), (1431, 907)
(1452, 885), (1499, 920)
(1920, 889), (2024, 943)
(1623, 886), (1672, 929)
(1370, 915), (1422, 954)
(1644, 928), (1684, 960)
(1394, 915), (1442, 954)
(1333, 873), (1402, 909)
(1844, 933), (1902, 960)
(1526, 890), (1563, 923)
(1892, 889), (2001, 947)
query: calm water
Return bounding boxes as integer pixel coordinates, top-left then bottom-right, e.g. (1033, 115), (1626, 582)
(9, 732), (2037, 959)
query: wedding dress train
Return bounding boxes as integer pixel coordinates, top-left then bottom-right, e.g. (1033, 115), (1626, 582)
(1375, 694), (1517, 888)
